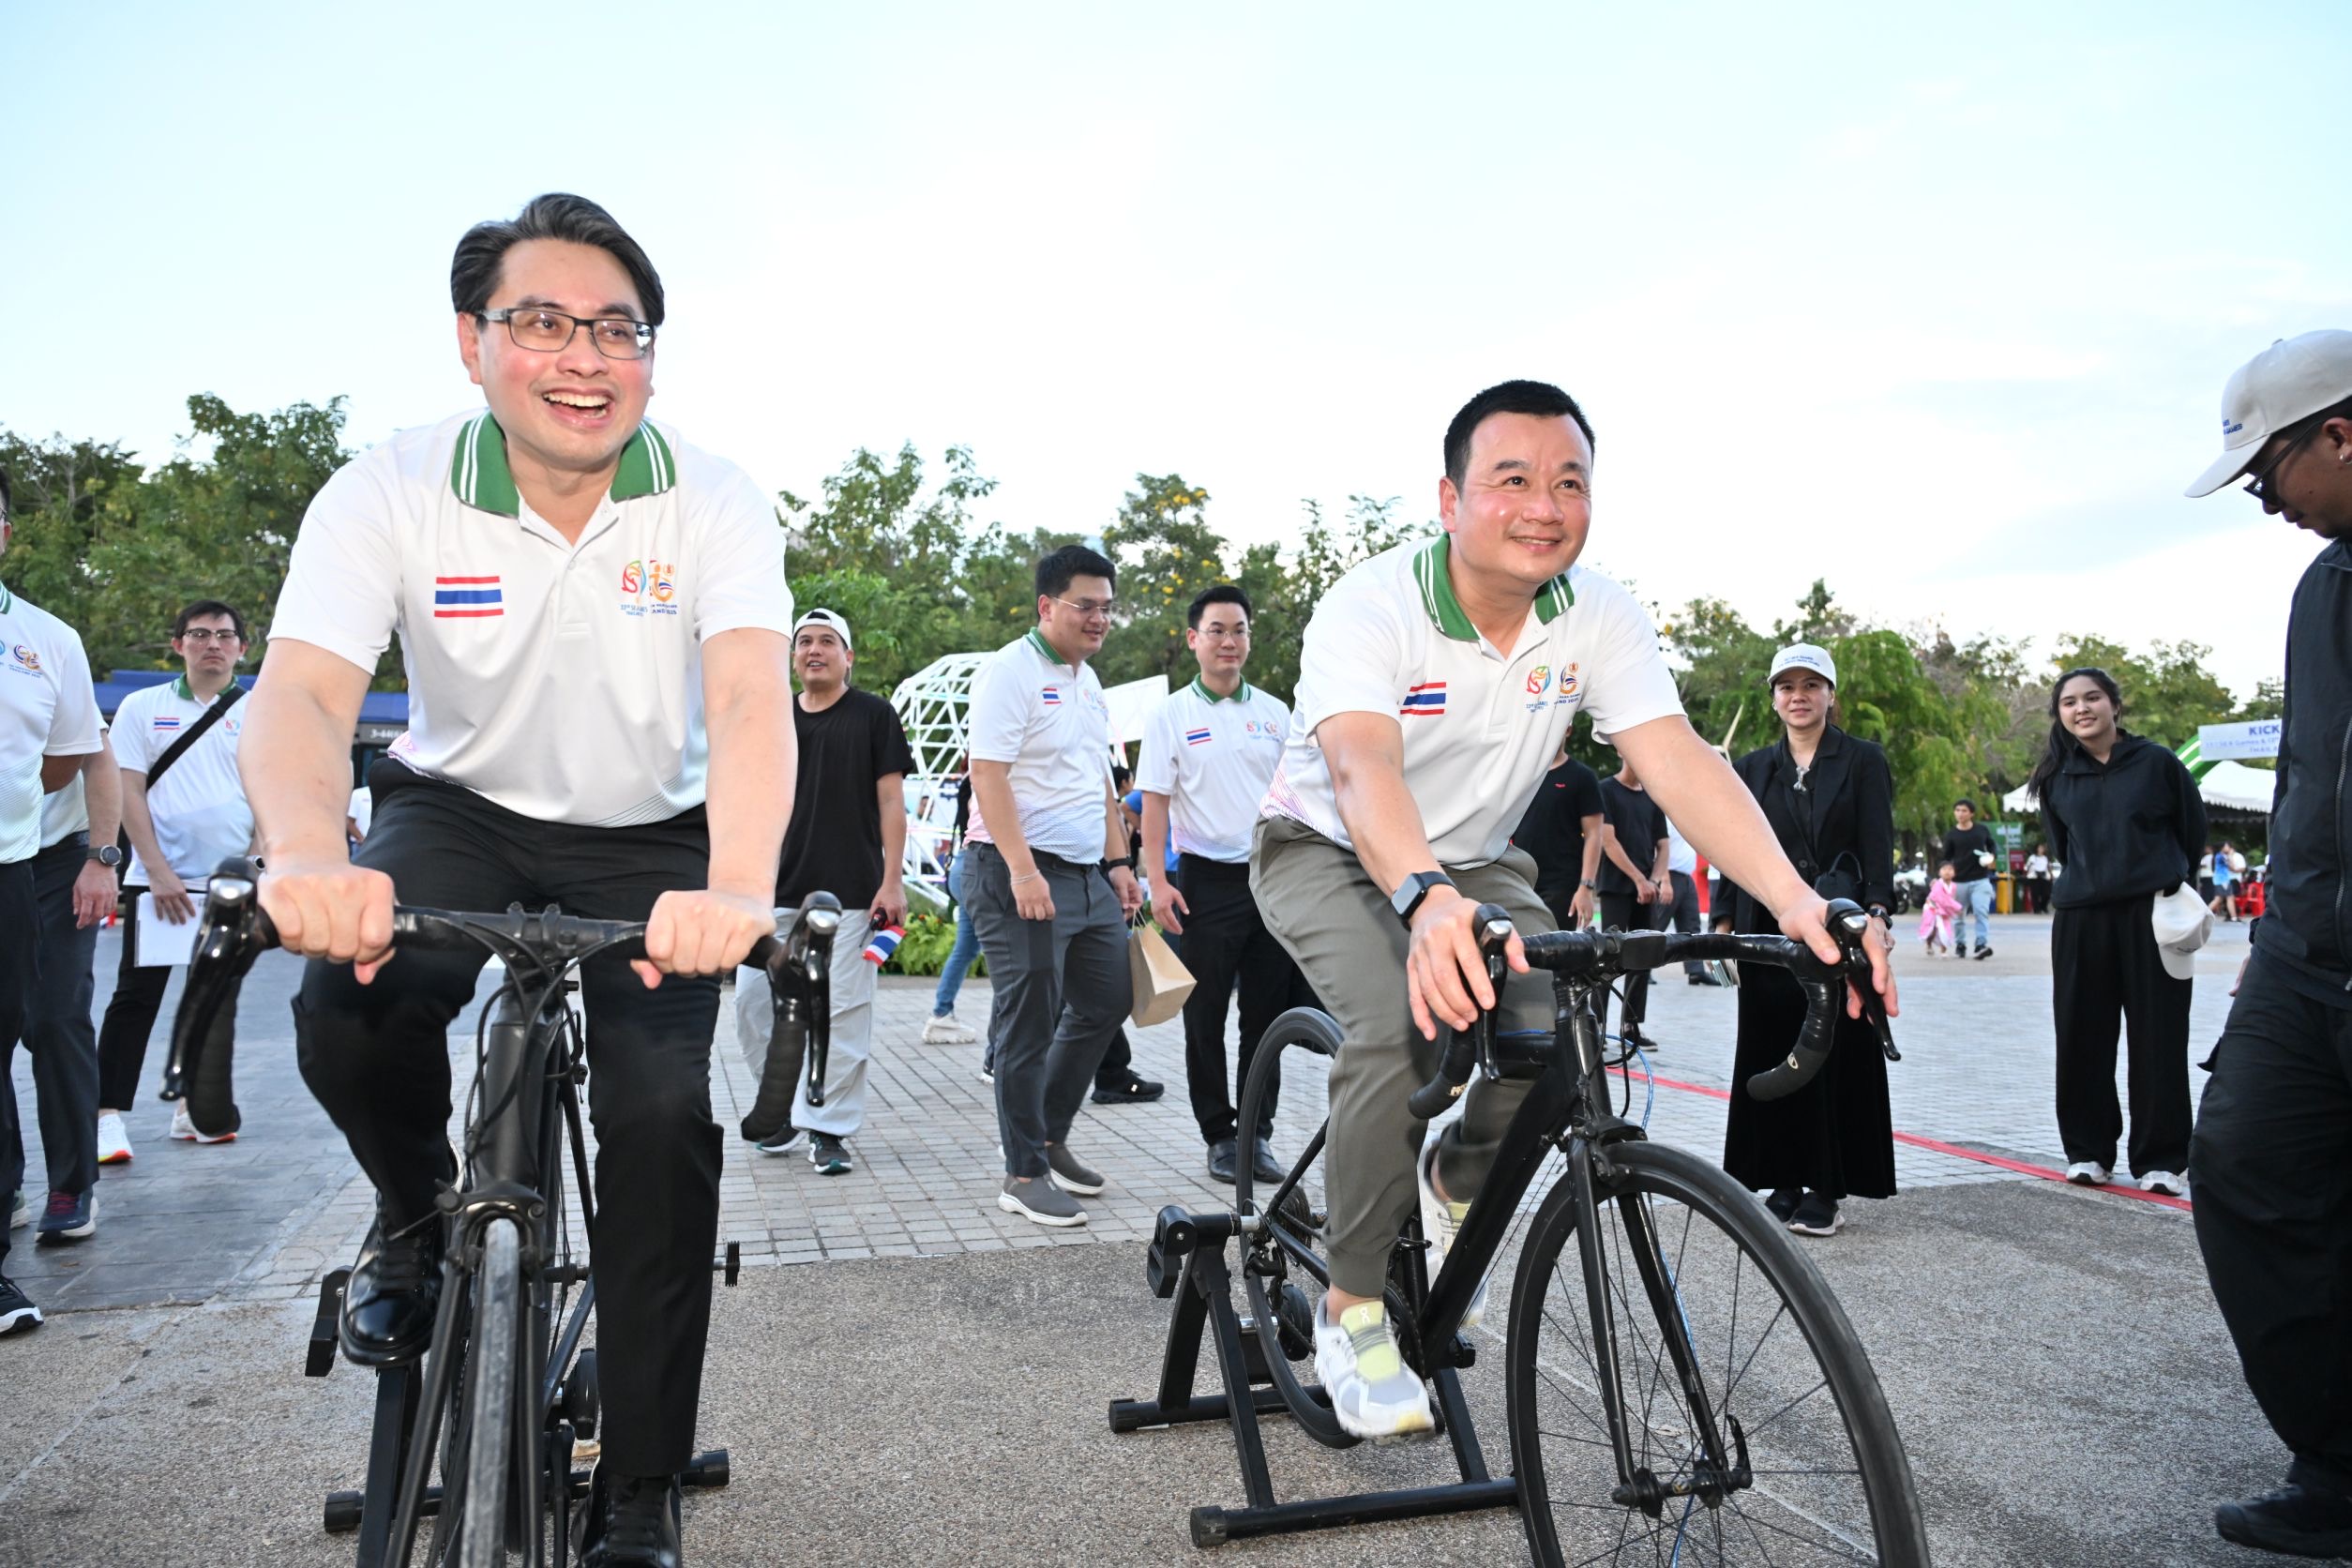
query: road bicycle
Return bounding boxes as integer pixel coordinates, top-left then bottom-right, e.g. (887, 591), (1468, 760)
(172, 859), (837, 1566)
(1113, 898), (1930, 1565)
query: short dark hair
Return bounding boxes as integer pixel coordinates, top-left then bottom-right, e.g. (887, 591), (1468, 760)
(1954, 798), (1976, 812)
(1443, 380), (1597, 489)
(175, 600), (247, 641)
(451, 193), (667, 327)
(1035, 544), (1117, 601)
(1187, 583), (1252, 628)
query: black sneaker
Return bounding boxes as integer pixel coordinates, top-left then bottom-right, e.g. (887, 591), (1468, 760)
(809, 1133), (852, 1176)
(583, 1470), (683, 1567)
(1764, 1187), (1802, 1225)
(1092, 1074), (1165, 1105)
(1972, 944), (1994, 960)
(0, 1274), (42, 1334)
(2215, 1484), (2352, 1558)
(1787, 1192), (1844, 1237)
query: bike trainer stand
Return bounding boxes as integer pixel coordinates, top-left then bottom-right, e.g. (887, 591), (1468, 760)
(1108, 1206), (1520, 1549)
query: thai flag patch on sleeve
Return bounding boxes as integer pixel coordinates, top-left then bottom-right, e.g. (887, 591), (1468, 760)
(1399, 682), (1447, 716)
(153, 716), (182, 731)
(862, 925), (905, 965)
(433, 576), (504, 618)
(1184, 726), (1214, 746)
(1041, 686), (1061, 706)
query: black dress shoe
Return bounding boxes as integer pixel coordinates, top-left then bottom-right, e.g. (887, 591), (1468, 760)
(339, 1214), (444, 1367)
(1092, 1074), (1165, 1105)
(2215, 1484), (2352, 1558)
(584, 1470), (683, 1567)
(1205, 1138), (1239, 1183)
(1250, 1138), (1284, 1184)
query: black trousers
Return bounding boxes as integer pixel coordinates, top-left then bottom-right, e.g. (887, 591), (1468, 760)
(96, 883), (244, 1110)
(1174, 855), (1311, 1144)
(2050, 897), (2192, 1176)
(294, 777), (725, 1477)
(1596, 890), (1666, 1041)
(1666, 869), (1705, 977)
(2192, 953), (2352, 1499)
(6, 837), (102, 1205)
(0, 857), (34, 1268)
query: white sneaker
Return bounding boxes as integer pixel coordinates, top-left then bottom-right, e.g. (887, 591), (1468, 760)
(7, 1192), (25, 1229)
(1416, 1139), (1488, 1330)
(97, 1111), (133, 1165)
(2064, 1161), (2111, 1186)
(170, 1104), (236, 1144)
(1313, 1298), (1434, 1440)
(2137, 1170), (2188, 1197)
(921, 1013), (975, 1045)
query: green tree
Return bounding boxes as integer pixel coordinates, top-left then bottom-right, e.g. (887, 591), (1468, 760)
(1099, 473), (1225, 688)
(0, 431), (146, 649)
(2050, 634), (2238, 754)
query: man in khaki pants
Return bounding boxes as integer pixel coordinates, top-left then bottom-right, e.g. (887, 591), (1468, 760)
(1253, 379), (1897, 1440)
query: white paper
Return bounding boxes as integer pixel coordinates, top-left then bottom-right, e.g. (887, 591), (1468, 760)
(133, 884), (209, 967)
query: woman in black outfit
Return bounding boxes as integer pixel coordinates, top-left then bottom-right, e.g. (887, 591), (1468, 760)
(1717, 645), (1898, 1238)
(2028, 667), (2206, 1196)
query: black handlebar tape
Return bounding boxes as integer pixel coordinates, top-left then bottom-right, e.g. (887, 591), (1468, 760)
(741, 894), (842, 1139)
(1405, 905), (1516, 1121)
(1407, 1034), (1478, 1122)
(1743, 977), (1840, 1102)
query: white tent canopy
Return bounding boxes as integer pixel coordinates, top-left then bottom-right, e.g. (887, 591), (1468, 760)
(2001, 759), (2275, 817)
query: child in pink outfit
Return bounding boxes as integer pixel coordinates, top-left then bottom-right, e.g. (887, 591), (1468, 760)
(1919, 863), (1962, 956)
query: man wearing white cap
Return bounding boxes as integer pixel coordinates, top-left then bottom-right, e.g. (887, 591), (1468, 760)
(735, 608), (913, 1176)
(2182, 329), (2352, 1559)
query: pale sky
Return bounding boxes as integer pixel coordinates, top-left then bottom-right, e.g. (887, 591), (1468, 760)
(8, 1), (2345, 701)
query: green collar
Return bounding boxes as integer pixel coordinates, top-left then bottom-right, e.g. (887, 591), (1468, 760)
(1189, 677), (1251, 703)
(1411, 536), (1574, 642)
(1025, 627), (1077, 671)
(171, 674), (235, 704)
(448, 411), (678, 518)
(0, 582), (12, 616)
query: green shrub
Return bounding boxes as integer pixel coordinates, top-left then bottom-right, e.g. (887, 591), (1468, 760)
(885, 909), (985, 978)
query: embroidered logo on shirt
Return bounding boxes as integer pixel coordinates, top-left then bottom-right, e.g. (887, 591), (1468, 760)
(1184, 726), (1214, 746)
(1558, 667), (1580, 699)
(8, 644), (38, 675)
(433, 575), (505, 619)
(1042, 686), (1062, 706)
(1400, 682), (1447, 717)
(618, 559), (682, 618)
(153, 716), (182, 731)
(1526, 664), (1551, 696)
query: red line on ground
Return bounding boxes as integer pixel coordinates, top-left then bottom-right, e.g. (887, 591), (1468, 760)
(1609, 1064), (2194, 1213)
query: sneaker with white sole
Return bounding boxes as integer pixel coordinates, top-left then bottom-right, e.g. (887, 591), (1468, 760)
(170, 1104), (237, 1144)
(755, 1127), (808, 1156)
(1416, 1139), (1488, 1329)
(809, 1133), (853, 1176)
(96, 1111), (132, 1165)
(1046, 1143), (1105, 1196)
(2137, 1170), (2188, 1197)
(998, 1175), (1086, 1227)
(1313, 1298), (1434, 1440)
(2064, 1161), (2112, 1186)
(0, 1274), (41, 1334)
(36, 1190), (96, 1244)
(921, 1013), (976, 1045)
(1787, 1192), (1844, 1236)
(7, 1191), (25, 1230)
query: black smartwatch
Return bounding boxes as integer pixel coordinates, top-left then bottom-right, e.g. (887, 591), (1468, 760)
(86, 843), (123, 868)
(1389, 869), (1455, 928)
(1100, 853), (1137, 874)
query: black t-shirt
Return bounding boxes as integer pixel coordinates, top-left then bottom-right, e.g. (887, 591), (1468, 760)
(1515, 758), (1606, 901)
(1596, 776), (1666, 897)
(1938, 823), (1997, 883)
(774, 688), (916, 911)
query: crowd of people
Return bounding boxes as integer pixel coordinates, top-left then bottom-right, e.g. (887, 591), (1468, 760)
(3, 190), (2349, 1560)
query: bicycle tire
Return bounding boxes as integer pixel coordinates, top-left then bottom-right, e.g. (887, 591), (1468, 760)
(457, 1218), (523, 1568)
(1505, 1140), (1928, 1567)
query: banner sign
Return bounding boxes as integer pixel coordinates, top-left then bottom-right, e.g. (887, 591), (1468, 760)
(2197, 720), (2282, 761)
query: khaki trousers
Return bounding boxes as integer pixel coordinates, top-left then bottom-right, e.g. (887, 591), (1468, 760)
(1250, 815), (1557, 1299)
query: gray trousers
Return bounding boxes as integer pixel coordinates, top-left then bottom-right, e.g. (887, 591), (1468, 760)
(1251, 815), (1555, 1299)
(734, 906), (876, 1138)
(963, 842), (1130, 1180)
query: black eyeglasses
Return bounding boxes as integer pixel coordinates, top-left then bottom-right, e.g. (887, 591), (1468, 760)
(2244, 415), (2325, 506)
(479, 308), (656, 360)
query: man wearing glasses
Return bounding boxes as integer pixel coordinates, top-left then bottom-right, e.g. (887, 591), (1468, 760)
(95, 602), (254, 1156)
(962, 546), (1142, 1228)
(243, 194), (794, 1566)
(2183, 329), (2352, 1560)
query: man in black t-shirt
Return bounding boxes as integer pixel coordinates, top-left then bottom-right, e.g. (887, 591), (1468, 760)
(735, 609), (915, 1174)
(1597, 759), (1672, 1047)
(1937, 798), (1998, 959)
(1514, 747), (1605, 932)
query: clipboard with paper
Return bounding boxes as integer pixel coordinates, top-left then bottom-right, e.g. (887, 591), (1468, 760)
(133, 882), (210, 967)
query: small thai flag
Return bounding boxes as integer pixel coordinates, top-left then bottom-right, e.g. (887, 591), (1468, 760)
(862, 925), (905, 965)
(1041, 687), (1061, 706)
(1184, 727), (1213, 746)
(433, 575), (504, 619)
(1399, 682), (1447, 716)
(153, 716), (183, 731)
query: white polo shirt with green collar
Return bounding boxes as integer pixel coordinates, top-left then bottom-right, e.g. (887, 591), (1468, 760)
(1137, 677), (1290, 864)
(962, 628), (1113, 863)
(271, 409), (792, 828)
(112, 675), (252, 887)
(0, 583), (103, 865)
(1262, 535), (1682, 868)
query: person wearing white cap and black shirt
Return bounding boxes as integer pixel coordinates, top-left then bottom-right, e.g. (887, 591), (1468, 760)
(1715, 643), (1897, 1239)
(2023, 667), (2205, 1197)
(2181, 329), (2352, 1560)
(732, 608), (913, 1176)
(1138, 582), (1311, 1186)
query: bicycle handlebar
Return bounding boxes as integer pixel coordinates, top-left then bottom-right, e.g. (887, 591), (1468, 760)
(1404, 898), (1895, 1120)
(165, 859), (839, 1142)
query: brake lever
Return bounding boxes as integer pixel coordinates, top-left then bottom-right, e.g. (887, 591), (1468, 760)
(1821, 897), (1901, 1063)
(1470, 904), (1514, 1085)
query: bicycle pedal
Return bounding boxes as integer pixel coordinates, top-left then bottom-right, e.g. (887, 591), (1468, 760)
(305, 1269), (351, 1378)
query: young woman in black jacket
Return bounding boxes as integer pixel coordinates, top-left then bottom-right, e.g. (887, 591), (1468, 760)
(1716, 645), (1897, 1238)
(2028, 667), (2207, 1196)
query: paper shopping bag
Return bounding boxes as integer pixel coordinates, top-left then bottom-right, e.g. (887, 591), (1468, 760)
(1128, 920), (1197, 1027)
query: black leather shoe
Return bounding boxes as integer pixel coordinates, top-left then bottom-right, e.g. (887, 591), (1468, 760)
(584, 1470), (683, 1567)
(1250, 1138), (1284, 1184)
(1205, 1138), (1239, 1183)
(2216, 1484), (2352, 1558)
(1093, 1074), (1165, 1105)
(339, 1214), (444, 1367)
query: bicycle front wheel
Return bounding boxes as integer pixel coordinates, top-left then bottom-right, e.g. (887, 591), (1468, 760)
(1506, 1140), (1928, 1567)
(457, 1217), (524, 1568)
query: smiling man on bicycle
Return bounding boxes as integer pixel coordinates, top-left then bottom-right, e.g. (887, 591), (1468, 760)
(1253, 379), (1896, 1440)
(240, 194), (795, 1566)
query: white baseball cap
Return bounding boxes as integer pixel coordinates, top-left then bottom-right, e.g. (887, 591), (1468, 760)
(2185, 330), (2352, 498)
(2149, 883), (2213, 981)
(792, 608), (852, 650)
(1767, 643), (1837, 687)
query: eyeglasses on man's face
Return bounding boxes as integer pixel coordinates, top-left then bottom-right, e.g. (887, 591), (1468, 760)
(1053, 596), (1116, 623)
(177, 627), (243, 645)
(480, 307), (656, 360)
(2245, 415), (2326, 506)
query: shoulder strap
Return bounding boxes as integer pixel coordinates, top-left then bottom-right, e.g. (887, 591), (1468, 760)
(144, 684), (245, 792)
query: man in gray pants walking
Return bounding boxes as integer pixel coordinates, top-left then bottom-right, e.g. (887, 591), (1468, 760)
(963, 546), (1143, 1227)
